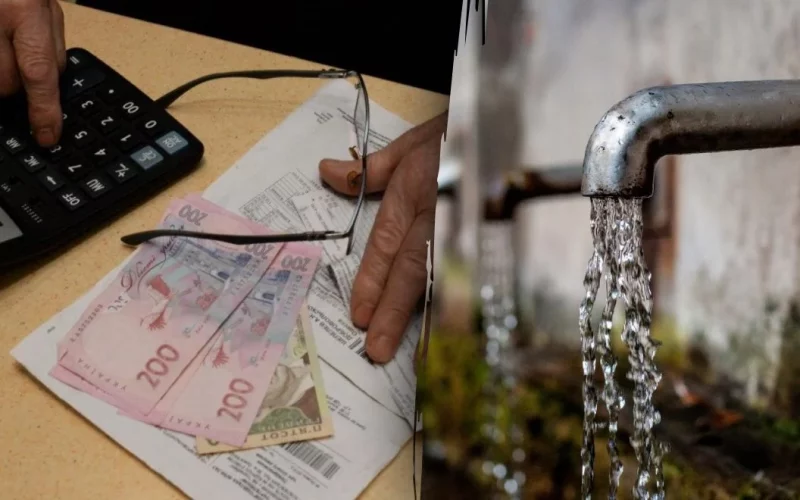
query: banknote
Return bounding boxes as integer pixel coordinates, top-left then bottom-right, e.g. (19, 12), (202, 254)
(143, 242), (322, 446)
(116, 334), (221, 424)
(49, 365), (122, 408)
(196, 304), (333, 454)
(57, 197), (283, 415)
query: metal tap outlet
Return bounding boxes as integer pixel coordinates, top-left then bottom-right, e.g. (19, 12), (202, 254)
(581, 80), (800, 198)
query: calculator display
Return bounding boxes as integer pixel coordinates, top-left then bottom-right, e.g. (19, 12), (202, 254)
(0, 208), (23, 244)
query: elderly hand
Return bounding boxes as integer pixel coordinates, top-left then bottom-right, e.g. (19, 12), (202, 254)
(319, 111), (446, 363)
(0, 0), (66, 146)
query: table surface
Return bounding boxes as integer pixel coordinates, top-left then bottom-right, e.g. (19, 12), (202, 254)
(0, 3), (447, 499)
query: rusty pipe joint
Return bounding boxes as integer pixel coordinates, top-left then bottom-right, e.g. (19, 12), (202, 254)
(581, 80), (800, 198)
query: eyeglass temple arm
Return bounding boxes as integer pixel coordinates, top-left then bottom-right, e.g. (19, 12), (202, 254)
(120, 228), (344, 247)
(155, 69), (351, 108)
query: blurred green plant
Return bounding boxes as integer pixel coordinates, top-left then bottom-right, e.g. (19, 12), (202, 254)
(419, 329), (584, 496)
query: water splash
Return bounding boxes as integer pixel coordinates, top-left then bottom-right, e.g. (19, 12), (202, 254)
(616, 198), (667, 499)
(580, 198), (667, 499)
(578, 199), (607, 497)
(597, 199), (624, 498)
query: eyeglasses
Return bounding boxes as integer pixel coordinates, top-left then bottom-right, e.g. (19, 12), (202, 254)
(120, 68), (371, 255)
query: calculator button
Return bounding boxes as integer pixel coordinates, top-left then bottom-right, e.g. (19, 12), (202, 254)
(136, 116), (164, 137)
(119, 99), (144, 119)
(57, 189), (89, 211)
(64, 68), (106, 100)
(62, 155), (92, 180)
(75, 97), (102, 117)
(66, 51), (89, 70)
(18, 152), (46, 173)
(96, 84), (124, 104)
(44, 143), (71, 161)
(88, 143), (117, 164)
(70, 127), (96, 148)
(92, 112), (120, 134)
(130, 146), (164, 170)
(80, 173), (112, 199)
(155, 131), (189, 155)
(109, 129), (141, 152)
(37, 168), (66, 192)
(2, 136), (25, 154)
(106, 159), (138, 184)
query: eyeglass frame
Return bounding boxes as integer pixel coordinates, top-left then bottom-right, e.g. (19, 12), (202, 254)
(120, 68), (371, 256)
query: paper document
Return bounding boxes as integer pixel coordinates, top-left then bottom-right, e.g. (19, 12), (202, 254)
(205, 80), (421, 425)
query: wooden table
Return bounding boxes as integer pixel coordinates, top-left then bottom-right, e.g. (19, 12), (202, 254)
(0, 3), (447, 499)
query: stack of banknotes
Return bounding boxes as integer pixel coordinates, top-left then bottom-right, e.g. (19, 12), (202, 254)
(47, 194), (335, 454)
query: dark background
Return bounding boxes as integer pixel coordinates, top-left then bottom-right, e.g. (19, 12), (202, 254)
(76, 0), (471, 95)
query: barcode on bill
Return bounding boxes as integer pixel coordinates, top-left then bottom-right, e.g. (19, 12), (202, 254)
(280, 441), (341, 480)
(348, 338), (368, 359)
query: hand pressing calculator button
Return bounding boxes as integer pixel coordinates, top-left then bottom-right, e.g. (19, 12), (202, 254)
(0, 47), (205, 269)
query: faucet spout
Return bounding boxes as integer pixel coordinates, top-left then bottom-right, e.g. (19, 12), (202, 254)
(581, 80), (800, 198)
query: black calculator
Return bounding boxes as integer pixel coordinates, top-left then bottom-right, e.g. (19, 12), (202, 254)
(0, 48), (204, 271)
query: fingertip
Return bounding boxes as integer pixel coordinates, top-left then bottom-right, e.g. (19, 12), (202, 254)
(35, 126), (56, 147)
(351, 301), (374, 329)
(319, 157), (349, 177)
(366, 333), (398, 364)
(30, 106), (62, 146)
(320, 158), (363, 196)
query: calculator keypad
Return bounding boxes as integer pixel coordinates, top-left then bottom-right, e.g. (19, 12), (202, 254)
(0, 47), (203, 268)
(2, 69), (192, 210)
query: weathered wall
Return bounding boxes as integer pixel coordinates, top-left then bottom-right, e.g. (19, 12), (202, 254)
(515, 0), (800, 391)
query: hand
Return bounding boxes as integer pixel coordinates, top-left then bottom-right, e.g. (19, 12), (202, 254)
(319, 111), (447, 363)
(0, 0), (66, 146)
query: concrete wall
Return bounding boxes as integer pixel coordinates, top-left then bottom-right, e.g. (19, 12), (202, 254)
(508, 0), (800, 392)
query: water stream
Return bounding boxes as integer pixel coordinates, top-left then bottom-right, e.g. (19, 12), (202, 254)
(580, 198), (668, 499)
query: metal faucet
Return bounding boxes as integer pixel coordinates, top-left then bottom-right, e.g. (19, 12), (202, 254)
(438, 163), (585, 212)
(581, 80), (800, 198)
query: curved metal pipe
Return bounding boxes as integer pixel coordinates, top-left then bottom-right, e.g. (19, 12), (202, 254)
(581, 80), (800, 198)
(438, 163), (584, 220)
